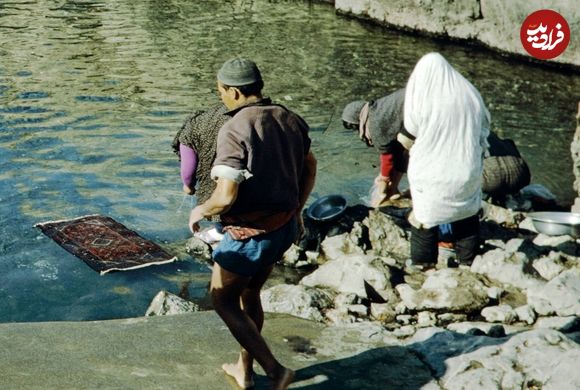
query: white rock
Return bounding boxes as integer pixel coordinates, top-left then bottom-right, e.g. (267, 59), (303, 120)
(504, 238), (525, 253)
(261, 284), (332, 322)
(444, 367), (507, 390)
(533, 255), (565, 281)
(481, 304), (517, 324)
(481, 202), (525, 227)
(396, 284), (418, 310)
(333, 293), (360, 307)
(300, 254), (392, 299)
(527, 268), (580, 316)
(370, 303), (396, 322)
(396, 314), (413, 325)
(413, 328), (580, 390)
(417, 311), (437, 328)
(471, 248), (542, 290)
(518, 217), (537, 233)
(534, 316), (580, 332)
(347, 304), (368, 317)
(324, 308), (355, 325)
(145, 290), (199, 316)
(486, 286), (503, 300)
(320, 231), (364, 262)
(363, 209), (410, 259)
(533, 234), (575, 247)
(515, 305), (536, 325)
(305, 250), (319, 263)
(437, 313), (468, 326)
(281, 243), (301, 266)
(294, 260), (311, 268)
(485, 239), (507, 250)
(392, 325), (416, 338)
(397, 269), (489, 312)
(395, 301), (407, 314)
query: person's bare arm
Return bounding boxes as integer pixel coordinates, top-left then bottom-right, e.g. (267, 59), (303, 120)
(189, 177), (238, 232)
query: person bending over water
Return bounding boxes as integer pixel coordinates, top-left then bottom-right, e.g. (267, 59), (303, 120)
(342, 91), (529, 209)
(341, 88), (409, 206)
(172, 102), (230, 210)
(189, 58), (317, 389)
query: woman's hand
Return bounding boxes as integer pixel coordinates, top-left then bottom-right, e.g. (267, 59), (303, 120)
(370, 174), (403, 207)
(183, 184), (195, 195)
(370, 176), (390, 207)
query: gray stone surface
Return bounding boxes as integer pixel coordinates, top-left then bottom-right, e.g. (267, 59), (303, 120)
(145, 290), (200, 317)
(2, 311), (578, 389)
(300, 254), (393, 299)
(363, 209), (410, 259)
(527, 268), (580, 316)
(0, 312), (435, 390)
(471, 247), (541, 290)
(261, 284), (333, 322)
(433, 329), (580, 389)
(397, 268), (490, 312)
(535, 316), (580, 332)
(481, 304), (517, 324)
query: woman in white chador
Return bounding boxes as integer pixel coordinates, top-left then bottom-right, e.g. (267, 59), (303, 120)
(403, 52), (490, 267)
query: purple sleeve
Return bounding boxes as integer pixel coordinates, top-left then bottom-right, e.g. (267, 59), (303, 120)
(179, 144), (198, 187)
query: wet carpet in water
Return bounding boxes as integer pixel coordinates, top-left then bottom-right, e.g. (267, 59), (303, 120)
(35, 215), (177, 275)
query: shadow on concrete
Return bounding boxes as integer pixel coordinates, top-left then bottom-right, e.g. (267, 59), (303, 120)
(265, 330), (511, 389)
(288, 346), (433, 389)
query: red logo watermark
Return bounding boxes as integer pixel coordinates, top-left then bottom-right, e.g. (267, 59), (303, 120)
(520, 9), (570, 60)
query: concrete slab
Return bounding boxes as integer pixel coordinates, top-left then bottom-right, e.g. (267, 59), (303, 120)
(0, 312), (435, 389)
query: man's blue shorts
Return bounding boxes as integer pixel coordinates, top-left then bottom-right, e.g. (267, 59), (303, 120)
(212, 217), (297, 277)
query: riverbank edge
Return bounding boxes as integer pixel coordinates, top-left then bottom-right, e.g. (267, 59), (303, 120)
(332, 0), (580, 72)
(0, 311), (434, 389)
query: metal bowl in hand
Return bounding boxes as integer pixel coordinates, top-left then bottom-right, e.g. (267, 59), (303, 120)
(306, 194), (347, 222)
(528, 211), (580, 238)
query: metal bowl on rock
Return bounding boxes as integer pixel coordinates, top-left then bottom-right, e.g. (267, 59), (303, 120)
(306, 194), (347, 222)
(528, 211), (580, 238)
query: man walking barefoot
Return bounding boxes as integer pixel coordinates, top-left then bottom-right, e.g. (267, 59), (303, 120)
(189, 58), (316, 389)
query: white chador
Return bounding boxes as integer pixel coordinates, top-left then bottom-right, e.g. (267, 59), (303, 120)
(404, 52), (490, 227)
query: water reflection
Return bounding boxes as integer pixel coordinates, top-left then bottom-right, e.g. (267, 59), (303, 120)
(0, 0), (577, 322)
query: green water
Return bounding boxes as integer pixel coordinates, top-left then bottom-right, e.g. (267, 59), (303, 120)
(0, 0), (578, 322)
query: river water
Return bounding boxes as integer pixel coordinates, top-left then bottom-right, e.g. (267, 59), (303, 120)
(0, 0), (578, 323)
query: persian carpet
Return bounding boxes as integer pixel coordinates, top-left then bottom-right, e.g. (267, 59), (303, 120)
(35, 215), (177, 275)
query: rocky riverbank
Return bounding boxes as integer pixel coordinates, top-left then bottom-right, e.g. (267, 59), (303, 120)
(333, 0), (580, 70)
(146, 97), (580, 389)
(7, 309), (577, 390)
(157, 196), (580, 389)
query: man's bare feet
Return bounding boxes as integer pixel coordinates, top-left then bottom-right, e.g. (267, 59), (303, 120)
(270, 367), (295, 390)
(222, 362), (255, 389)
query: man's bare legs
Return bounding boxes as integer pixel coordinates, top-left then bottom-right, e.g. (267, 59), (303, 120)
(220, 265), (270, 388)
(211, 263), (294, 389)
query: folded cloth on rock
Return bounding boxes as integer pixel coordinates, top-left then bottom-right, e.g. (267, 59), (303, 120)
(35, 214), (177, 275)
